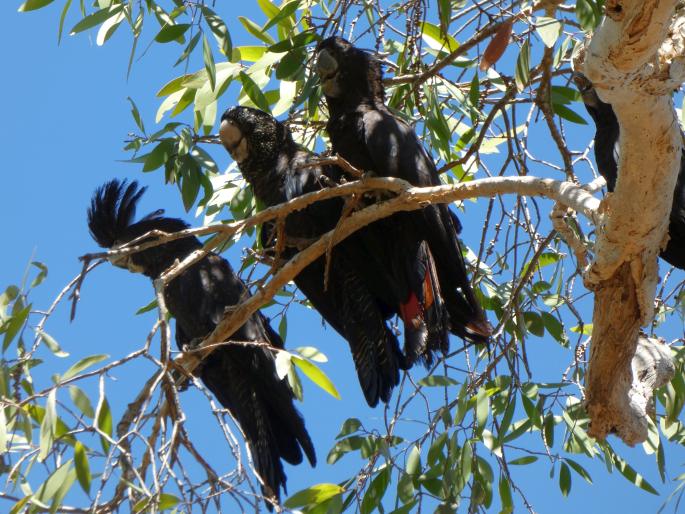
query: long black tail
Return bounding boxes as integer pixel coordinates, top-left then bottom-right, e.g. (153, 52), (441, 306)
(434, 206), (493, 344)
(335, 258), (405, 406)
(294, 256), (405, 407)
(200, 345), (315, 508)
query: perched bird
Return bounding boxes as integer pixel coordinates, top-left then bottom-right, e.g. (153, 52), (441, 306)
(220, 106), (407, 407)
(574, 74), (685, 269)
(87, 179), (315, 507)
(315, 36), (492, 346)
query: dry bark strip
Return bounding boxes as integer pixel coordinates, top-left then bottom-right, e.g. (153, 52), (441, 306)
(574, 0), (685, 443)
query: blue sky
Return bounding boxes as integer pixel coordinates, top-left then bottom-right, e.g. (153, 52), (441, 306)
(1, 1), (682, 512)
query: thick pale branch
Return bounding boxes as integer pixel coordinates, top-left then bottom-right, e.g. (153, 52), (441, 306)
(574, 0), (683, 443)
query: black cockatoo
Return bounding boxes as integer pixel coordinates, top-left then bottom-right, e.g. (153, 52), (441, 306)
(219, 106), (409, 407)
(87, 179), (315, 507)
(315, 36), (492, 345)
(574, 74), (685, 269)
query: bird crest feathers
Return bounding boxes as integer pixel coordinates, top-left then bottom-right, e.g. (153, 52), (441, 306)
(87, 179), (163, 249)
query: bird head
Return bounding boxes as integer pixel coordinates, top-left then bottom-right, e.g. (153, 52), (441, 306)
(315, 36), (384, 103)
(220, 106), (290, 166)
(572, 73), (601, 109)
(88, 179), (201, 278)
(572, 73), (616, 126)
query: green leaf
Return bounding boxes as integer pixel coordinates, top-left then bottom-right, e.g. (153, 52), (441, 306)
(238, 16), (275, 45)
(421, 21), (458, 52)
(3, 304), (30, 350)
(34, 460), (76, 506)
(327, 435), (364, 464)
(200, 7), (232, 56)
(18, 0), (54, 12)
(514, 40), (530, 92)
(38, 389), (57, 462)
(96, 396), (113, 453)
(62, 354), (109, 381)
(257, 0), (279, 18)
(276, 48), (306, 80)
(233, 45), (267, 62)
(521, 251), (560, 276)
(456, 441), (473, 494)
(70, 6), (122, 35)
(418, 375), (458, 387)
(406, 444), (421, 475)
(159, 494), (180, 510)
(361, 466), (390, 514)
(142, 140), (175, 172)
(30, 261), (48, 287)
(336, 418), (361, 438)
(614, 456), (659, 494)
(180, 159), (201, 211)
(498, 476), (513, 514)
(136, 299), (158, 315)
(276, 315), (288, 341)
(202, 34), (216, 91)
(498, 395), (516, 439)
(0, 285), (19, 321)
(96, 9), (124, 46)
(38, 329), (69, 357)
(155, 23), (191, 43)
(576, 0), (601, 31)
(552, 103), (588, 125)
(570, 323), (592, 336)
(74, 441), (91, 494)
(285, 483), (345, 508)
(559, 462), (571, 496)
(239, 71), (270, 112)
(127, 97), (145, 134)
(268, 31), (318, 52)
(543, 413), (556, 447)
(157, 75), (192, 97)
(174, 32), (202, 67)
(295, 346), (327, 363)
(475, 387), (489, 429)
(69, 386), (95, 418)
(565, 458), (593, 484)
(291, 356), (340, 399)
(541, 312), (565, 344)
(523, 311), (544, 337)
(509, 456), (538, 465)
(536, 16), (562, 48)
(397, 473), (415, 505)
(9, 495), (31, 514)
(428, 432), (448, 465)
(263, 0), (301, 32)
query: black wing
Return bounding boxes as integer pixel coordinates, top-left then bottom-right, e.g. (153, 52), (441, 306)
(291, 253), (404, 406)
(328, 107), (492, 343)
(168, 255), (315, 505)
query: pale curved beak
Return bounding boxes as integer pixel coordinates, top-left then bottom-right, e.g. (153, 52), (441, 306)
(220, 119), (249, 163)
(316, 48), (339, 78)
(220, 119), (242, 150)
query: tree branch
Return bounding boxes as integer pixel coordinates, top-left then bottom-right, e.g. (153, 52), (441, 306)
(574, 0), (683, 443)
(166, 176), (599, 384)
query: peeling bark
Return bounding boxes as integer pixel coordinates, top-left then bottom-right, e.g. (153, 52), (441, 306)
(574, 0), (684, 444)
